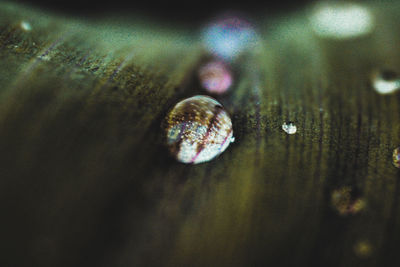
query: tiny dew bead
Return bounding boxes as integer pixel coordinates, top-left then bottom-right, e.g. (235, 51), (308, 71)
(165, 95), (234, 164)
(371, 69), (400, 94)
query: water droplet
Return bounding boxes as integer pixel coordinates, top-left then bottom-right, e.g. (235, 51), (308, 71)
(165, 95), (233, 164)
(331, 186), (366, 215)
(38, 54), (51, 61)
(354, 240), (372, 258)
(202, 16), (258, 61)
(393, 147), (400, 168)
(198, 61), (232, 94)
(371, 70), (400, 94)
(282, 122), (297, 134)
(310, 2), (374, 39)
(20, 21), (32, 31)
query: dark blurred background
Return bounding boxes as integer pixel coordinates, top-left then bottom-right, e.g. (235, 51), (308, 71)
(14, 0), (314, 24)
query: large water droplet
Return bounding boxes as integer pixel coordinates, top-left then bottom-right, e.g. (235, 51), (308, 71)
(165, 95), (234, 164)
(282, 122), (297, 135)
(310, 2), (374, 39)
(371, 70), (400, 94)
(198, 61), (233, 94)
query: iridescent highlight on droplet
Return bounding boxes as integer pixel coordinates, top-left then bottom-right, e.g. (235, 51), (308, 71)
(393, 147), (400, 168)
(310, 2), (374, 39)
(198, 61), (232, 94)
(165, 95), (234, 164)
(202, 17), (257, 61)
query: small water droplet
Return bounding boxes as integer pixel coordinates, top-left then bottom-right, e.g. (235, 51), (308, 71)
(38, 54), (51, 61)
(393, 147), (400, 168)
(165, 95), (233, 164)
(331, 186), (366, 215)
(198, 61), (232, 94)
(20, 21), (32, 31)
(230, 136), (235, 143)
(282, 122), (297, 135)
(310, 2), (374, 39)
(371, 69), (400, 94)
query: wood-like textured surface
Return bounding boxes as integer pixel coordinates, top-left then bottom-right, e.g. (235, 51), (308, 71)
(0, 1), (399, 266)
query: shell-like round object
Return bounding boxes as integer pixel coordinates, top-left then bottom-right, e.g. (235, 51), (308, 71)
(165, 95), (234, 164)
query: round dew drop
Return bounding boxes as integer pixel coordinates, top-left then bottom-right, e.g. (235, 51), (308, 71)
(165, 95), (234, 164)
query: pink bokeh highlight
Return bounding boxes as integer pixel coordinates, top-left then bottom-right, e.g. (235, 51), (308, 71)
(198, 61), (233, 94)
